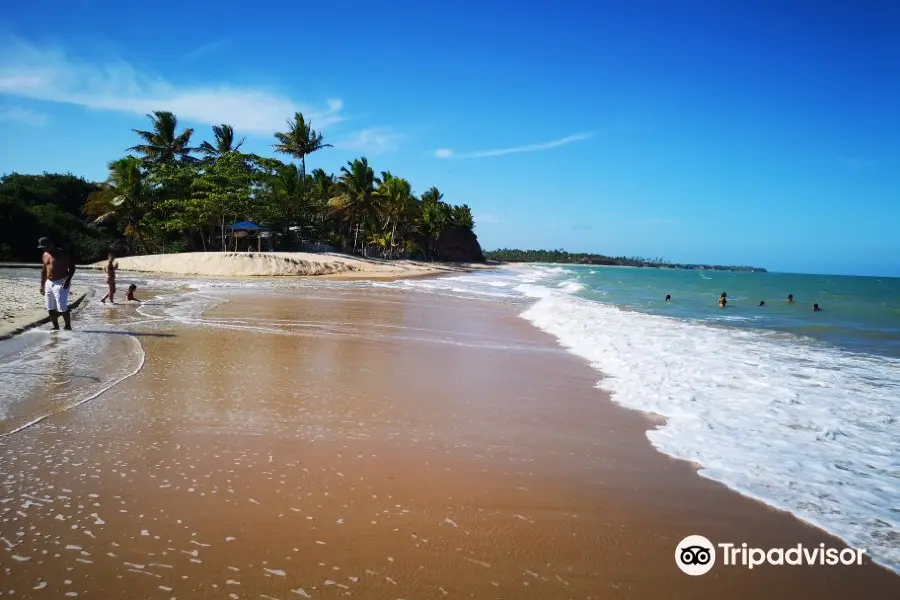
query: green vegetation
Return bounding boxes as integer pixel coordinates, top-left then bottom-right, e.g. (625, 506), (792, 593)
(484, 249), (767, 272)
(0, 173), (105, 262)
(0, 110), (476, 262)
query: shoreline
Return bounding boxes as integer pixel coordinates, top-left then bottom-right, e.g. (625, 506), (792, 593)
(0, 282), (895, 597)
(0, 256), (491, 341)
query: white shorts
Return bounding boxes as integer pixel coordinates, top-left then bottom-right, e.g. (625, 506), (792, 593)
(45, 278), (70, 312)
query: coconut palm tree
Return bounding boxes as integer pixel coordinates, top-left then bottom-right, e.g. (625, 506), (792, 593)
(128, 111), (197, 163)
(199, 124), (245, 159)
(420, 186), (444, 206)
(329, 157), (380, 253)
(375, 172), (414, 257)
(273, 112), (332, 218)
(308, 168), (336, 238)
(416, 186), (451, 259)
(310, 169), (335, 207)
(451, 204), (475, 229)
(268, 163), (305, 241)
(84, 157), (155, 251)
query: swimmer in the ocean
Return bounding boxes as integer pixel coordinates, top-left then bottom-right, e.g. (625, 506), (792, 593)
(759, 301), (765, 307)
(813, 303), (821, 311)
(718, 292), (727, 307)
(787, 294), (794, 303)
(665, 294), (671, 302)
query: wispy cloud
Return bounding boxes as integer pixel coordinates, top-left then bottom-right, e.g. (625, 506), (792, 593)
(571, 224), (593, 231)
(0, 106), (47, 126)
(434, 133), (592, 159)
(333, 127), (403, 155)
(0, 36), (344, 135)
(182, 40), (228, 62)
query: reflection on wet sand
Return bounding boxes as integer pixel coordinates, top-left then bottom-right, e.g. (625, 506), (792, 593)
(0, 285), (897, 599)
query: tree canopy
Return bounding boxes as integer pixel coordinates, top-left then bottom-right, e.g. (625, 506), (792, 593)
(483, 249), (766, 272)
(0, 110), (481, 262)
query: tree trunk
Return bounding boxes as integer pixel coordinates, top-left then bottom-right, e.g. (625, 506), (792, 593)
(390, 222), (397, 259)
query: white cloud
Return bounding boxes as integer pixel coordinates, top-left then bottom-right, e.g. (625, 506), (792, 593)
(333, 127), (404, 155)
(0, 36), (344, 135)
(434, 133), (592, 159)
(182, 40), (228, 62)
(0, 106), (47, 126)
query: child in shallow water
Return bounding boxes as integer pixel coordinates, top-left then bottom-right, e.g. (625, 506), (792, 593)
(125, 284), (139, 302)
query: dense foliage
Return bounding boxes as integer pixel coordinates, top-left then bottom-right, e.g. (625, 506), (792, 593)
(0, 173), (106, 262)
(1, 110), (477, 262)
(484, 248), (767, 272)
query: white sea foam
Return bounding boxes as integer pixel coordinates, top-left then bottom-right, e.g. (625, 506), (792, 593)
(378, 266), (900, 574)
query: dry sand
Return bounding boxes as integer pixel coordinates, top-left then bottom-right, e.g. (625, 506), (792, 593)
(84, 251), (490, 279)
(0, 284), (896, 598)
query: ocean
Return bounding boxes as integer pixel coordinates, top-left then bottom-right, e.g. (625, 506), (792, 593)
(0, 264), (898, 574)
(377, 264), (900, 574)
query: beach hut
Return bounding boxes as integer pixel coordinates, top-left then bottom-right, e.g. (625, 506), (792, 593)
(227, 221), (272, 252)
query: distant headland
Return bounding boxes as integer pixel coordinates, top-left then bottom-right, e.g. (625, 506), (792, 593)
(484, 249), (767, 273)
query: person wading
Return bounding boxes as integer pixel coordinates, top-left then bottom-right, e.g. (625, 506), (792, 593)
(38, 237), (76, 331)
(101, 252), (118, 304)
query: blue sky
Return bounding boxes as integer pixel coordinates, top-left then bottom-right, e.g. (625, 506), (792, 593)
(1, 1), (899, 276)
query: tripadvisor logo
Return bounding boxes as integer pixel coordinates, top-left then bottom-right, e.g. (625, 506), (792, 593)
(676, 535), (716, 576)
(675, 535), (866, 575)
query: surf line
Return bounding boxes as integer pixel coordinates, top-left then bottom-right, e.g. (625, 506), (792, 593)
(0, 336), (147, 439)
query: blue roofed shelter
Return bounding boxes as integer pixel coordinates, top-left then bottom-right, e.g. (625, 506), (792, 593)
(226, 221), (272, 252)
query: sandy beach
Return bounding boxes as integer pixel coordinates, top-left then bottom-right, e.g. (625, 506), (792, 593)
(0, 280), (895, 599)
(83, 252), (491, 279)
(0, 252), (490, 340)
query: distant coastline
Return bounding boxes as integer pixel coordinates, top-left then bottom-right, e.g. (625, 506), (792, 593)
(484, 249), (767, 273)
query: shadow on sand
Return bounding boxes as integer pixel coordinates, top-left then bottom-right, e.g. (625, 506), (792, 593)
(76, 330), (177, 338)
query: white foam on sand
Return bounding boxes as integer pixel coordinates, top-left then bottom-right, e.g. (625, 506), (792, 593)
(379, 265), (900, 574)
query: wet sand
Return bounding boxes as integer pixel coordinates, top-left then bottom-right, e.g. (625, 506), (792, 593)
(0, 272), (88, 341)
(0, 285), (896, 599)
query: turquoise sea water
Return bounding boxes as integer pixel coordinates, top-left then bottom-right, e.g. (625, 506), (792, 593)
(561, 266), (900, 358)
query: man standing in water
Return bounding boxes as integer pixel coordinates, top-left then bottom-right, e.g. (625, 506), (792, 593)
(38, 237), (76, 331)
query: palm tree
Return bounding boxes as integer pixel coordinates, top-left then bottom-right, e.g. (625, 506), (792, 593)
(420, 186), (444, 206)
(128, 111), (197, 163)
(269, 163), (305, 241)
(273, 112), (332, 225)
(375, 172), (414, 258)
(329, 157), (380, 253)
(451, 204), (475, 229)
(310, 169), (335, 207)
(416, 186), (450, 259)
(308, 168), (335, 239)
(199, 124), (245, 159)
(84, 157), (155, 252)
